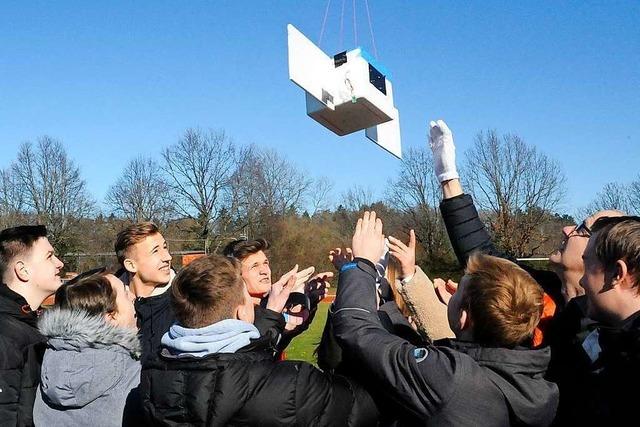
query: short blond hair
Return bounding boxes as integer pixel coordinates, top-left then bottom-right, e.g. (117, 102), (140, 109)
(463, 253), (543, 347)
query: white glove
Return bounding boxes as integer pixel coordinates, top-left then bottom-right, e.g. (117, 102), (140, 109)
(429, 120), (459, 183)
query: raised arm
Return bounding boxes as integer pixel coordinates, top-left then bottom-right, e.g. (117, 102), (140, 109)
(332, 212), (460, 419)
(429, 119), (500, 265)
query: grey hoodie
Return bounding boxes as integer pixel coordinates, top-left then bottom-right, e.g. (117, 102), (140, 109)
(33, 309), (142, 427)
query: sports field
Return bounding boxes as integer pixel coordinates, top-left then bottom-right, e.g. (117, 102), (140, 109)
(285, 302), (331, 364)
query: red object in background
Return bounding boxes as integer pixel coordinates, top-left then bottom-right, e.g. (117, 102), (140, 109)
(533, 293), (557, 348)
(182, 253), (206, 267)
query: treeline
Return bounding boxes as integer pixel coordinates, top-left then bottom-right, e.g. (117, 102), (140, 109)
(2, 128), (637, 276)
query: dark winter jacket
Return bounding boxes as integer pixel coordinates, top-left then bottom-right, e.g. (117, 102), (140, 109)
(141, 335), (379, 426)
(0, 284), (46, 427)
(579, 310), (640, 426)
(136, 289), (286, 364)
(135, 290), (175, 365)
(33, 308), (142, 427)
(439, 193), (597, 426)
(332, 259), (559, 426)
(439, 193), (564, 307)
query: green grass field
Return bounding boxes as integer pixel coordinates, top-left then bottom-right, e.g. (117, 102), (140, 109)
(285, 302), (330, 364)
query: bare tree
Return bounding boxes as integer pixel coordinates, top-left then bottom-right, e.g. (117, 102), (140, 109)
(0, 168), (26, 229)
(463, 130), (566, 256)
(309, 177), (334, 216)
(106, 156), (173, 223)
(254, 148), (312, 216)
(162, 128), (236, 251)
(229, 146), (312, 237)
(585, 182), (630, 214)
(341, 185), (375, 211)
(629, 177), (640, 215)
(386, 146), (450, 262)
(12, 136), (95, 252)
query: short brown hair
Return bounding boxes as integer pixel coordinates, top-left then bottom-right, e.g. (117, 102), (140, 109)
(462, 253), (543, 347)
(171, 255), (244, 328)
(591, 216), (640, 289)
(222, 238), (270, 261)
(54, 274), (117, 316)
(114, 222), (160, 265)
(0, 225), (48, 279)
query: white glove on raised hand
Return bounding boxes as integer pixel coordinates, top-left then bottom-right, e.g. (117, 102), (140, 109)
(429, 120), (459, 183)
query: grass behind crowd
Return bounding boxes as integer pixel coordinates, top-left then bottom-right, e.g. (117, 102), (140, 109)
(285, 302), (330, 364)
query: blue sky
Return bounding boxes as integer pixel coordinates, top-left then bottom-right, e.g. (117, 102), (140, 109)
(1, 1), (638, 216)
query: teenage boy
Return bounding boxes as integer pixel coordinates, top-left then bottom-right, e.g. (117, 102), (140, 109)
(114, 222), (174, 363)
(141, 255), (377, 426)
(0, 225), (64, 426)
(332, 212), (559, 426)
(115, 223), (288, 362)
(427, 119), (623, 424)
(222, 238), (331, 351)
(577, 216), (640, 425)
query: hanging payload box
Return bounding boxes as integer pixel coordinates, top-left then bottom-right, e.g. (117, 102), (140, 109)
(287, 24), (402, 159)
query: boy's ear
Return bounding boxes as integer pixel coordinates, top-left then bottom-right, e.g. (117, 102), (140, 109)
(14, 260), (30, 282)
(124, 258), (137, 274)
(459, 309), (470, 331)
(612, 259), (633, 291)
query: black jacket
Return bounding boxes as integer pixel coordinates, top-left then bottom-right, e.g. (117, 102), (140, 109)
(332, 259), (559, 426)
(135, 291), (175, 365)
(136, 290), (286, 364)
(439, 193), (598, 426)
(440, 194), (564, 308)
(141, 336), (378, 426)
(0, 284), (46, 427)
(581, 310), (640, 426)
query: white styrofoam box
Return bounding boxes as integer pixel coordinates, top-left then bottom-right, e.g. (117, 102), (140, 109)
(287, 24), (402, 158)
(306, 49), (396, 135)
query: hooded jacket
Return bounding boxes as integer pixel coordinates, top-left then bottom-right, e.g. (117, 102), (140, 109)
(580, 310), (640, 426)
(438, 193), (599, 426)
(33, 309), (142, 427)
(134, 284), (286, 364)
(333, 259), (559, 426)
(0, 283), (45, 427)
(141, 331), (379, 426)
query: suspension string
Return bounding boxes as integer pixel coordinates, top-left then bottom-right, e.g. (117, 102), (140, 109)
(318, 0), (332, 48)
(352, 0), (358, 46)
(364, 0), (378, 59)
(339, 0), (346, 51)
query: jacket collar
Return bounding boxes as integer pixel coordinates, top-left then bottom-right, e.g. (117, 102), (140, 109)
(439, 339), (552, 373)
(160, 334), (276, 362)
(0, 283), (40, 327)
(598, 309), (640, 363)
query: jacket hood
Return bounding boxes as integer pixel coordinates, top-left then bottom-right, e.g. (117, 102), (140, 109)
(448, 340), (559, 426)
(39, 308), (141, 357)
(162, 319), (260, 357)
(38, 308), (141, 408)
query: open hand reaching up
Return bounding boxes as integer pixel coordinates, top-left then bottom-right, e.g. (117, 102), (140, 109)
(351, 211), (386, 265)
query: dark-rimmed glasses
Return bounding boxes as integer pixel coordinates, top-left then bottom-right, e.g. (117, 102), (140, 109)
(566, 221), (592, 239)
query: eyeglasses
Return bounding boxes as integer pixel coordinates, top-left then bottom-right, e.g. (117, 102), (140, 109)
(566, 221), (592, 239)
